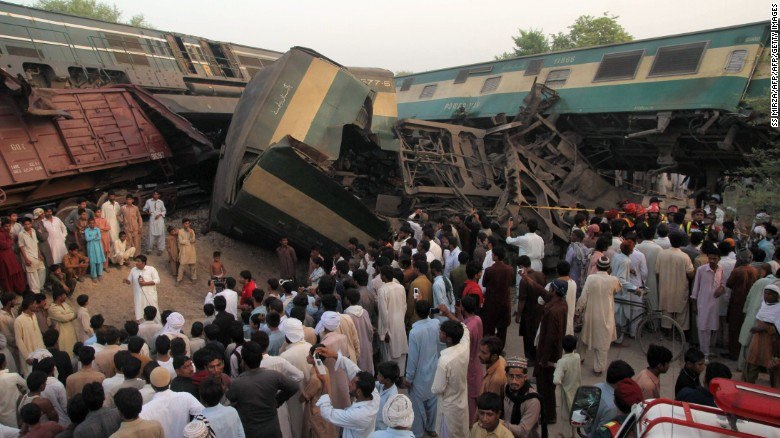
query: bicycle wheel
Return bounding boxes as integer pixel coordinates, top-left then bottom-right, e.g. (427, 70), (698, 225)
(638, 314), (686, 360)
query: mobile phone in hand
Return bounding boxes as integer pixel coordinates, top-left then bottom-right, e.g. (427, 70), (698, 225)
(314, 354), (327, 376)
(413, 288), (420, 300)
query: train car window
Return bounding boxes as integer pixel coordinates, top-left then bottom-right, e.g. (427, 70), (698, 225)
(400, 78), (414, 92)
(480, 76), (502, 94)
(593, 50), (644, 82)
(525, 59), (544, 76)
(454, 66), (493, 84)
(648, 41), (708, 77)
(544, 69), (570, 88)
(7, 46), (42, 59)
(724, 49), (748, 73)
(419, 84), (437, 99)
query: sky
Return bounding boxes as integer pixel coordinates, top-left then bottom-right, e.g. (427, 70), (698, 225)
(12, 0), (770, 73)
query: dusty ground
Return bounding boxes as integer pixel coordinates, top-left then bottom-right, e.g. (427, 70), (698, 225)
(69, 205), (284, 331)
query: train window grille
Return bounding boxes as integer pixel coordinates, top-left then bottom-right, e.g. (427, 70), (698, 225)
(593, 49), (644, 82)
(400, 78), (414, 92)
(454, 66), (494, 84)
(648, 41), (708, 77)
(237, 55), (264, 68)
(480, 76), (502, 94)
(544, 69), (570, 88)
(525, 59), (543, 76)
(419, 84), (437, 99)
(724, 49), (748, 73)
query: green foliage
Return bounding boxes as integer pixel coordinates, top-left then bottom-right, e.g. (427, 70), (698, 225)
(34, 0), (121, 22)
(33, 0), (154, 28)
(128, 14), (153, 29)
(395, 70), (414, 77)
(733, 142), (780, 216)
(499, 12), (632, 58)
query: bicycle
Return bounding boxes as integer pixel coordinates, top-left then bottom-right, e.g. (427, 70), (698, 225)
(613, 287), (687, 360)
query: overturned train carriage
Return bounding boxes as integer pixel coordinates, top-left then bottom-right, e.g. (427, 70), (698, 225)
(0, 70), (213, 210)
(210, 48), (402, 250)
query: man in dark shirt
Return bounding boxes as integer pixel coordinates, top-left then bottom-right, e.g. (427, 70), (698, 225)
(675, 348), (705, 395)
(73, 382), (122, 436)
(213, 295), (235, 347)
(43, 328), (74, 385)
(676, 362), (731, 407)
(226, 341), (298, 437)
(170, 355), (199, 398)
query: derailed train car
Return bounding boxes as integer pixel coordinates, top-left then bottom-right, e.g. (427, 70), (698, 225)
(210, 48), (402, 250)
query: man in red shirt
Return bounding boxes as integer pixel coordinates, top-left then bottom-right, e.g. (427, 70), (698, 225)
(238, 270), (257, 307)
(462, 261), (484, 307)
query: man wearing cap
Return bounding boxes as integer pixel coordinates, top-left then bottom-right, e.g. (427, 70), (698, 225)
(502, 356), (543, 437)
(685, 209), (710, 238)
(42, 208), (67, 265)
(370, 394), (415, 438)
(279, 318), (313, 438)
(140, 366), (204, 438)
(319, 311), (353, 409)
(743, 282), (780, 386)
(535, 279), (568, 424)
(576, 256), (621, 374)
(593, 378), (644, 437)
(655, 232), (695, 334)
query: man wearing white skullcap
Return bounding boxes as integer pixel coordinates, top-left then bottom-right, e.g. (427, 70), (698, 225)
(182, 417), (212, 438)
(161, 311), (192, 356)
(755, 225), (776, 263)
(319, 310), (353, 410)
(576, 255), (622, 374)
(370, 394), (415, 437)
(280, 317), (313, 438)
(743, 282), (780, 386)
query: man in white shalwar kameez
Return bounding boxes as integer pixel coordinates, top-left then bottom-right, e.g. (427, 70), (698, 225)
(123, 255), (160, 323)
(100, 193), (121, 247)
(431, 320), (470, 438)
(42, 209), (67, 264)
(377, 266), (408, 375)
(18, 218), (45, 293)
(142, 191), (166, 255)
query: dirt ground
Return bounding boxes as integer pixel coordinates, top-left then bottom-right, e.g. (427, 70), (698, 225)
(70, 205), (287, 332)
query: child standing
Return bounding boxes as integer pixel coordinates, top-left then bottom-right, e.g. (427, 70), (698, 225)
(165, 226), (179, 276)
(211, 251), (227, 278)
(74, 294), (92, 343)
(553, 335), (581, 437)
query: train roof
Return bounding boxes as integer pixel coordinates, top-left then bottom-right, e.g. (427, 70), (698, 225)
(0, 0), (284, 56)
(396, 20), (770, 80)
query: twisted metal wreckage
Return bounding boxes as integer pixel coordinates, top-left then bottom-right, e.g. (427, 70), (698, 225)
(210, 48), (637, 260)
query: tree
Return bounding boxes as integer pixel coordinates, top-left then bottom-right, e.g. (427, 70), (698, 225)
(34, 0), (121, 22)
(395, 70), (414, 77)
(499, 13), (632, 59)
(33, 0), (154, 28)
(496, 29), (549, 60)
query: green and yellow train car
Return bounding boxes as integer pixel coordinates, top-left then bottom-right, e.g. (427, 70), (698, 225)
(396, 21), (772, 175)
(210, 47), (399, 251)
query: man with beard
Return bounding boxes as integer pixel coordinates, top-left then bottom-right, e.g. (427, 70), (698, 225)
(502, 356), (543, 437)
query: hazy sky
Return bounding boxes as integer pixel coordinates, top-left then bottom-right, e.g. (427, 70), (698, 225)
(14, 0), (770, 72)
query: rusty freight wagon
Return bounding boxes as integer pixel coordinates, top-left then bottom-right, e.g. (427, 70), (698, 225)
(0, 71), (212, 210)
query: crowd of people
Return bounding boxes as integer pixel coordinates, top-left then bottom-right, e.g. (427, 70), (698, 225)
(0, 193), (777, 437)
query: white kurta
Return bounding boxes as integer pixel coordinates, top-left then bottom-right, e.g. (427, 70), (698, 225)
(506, 232), (545, 271)
(18, 229), (45, 293)
(377, 279), (408, 359)
(128, 266), (160, 322)
(43, 217), (68, 264)
(100, 201), (121, 245)
(142, 199), (166, 249)
(431, 323), (470, 438)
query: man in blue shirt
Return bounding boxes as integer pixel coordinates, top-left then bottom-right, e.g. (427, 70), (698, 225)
(587, 360), (634, 437)
(402, 300), (443, 438)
